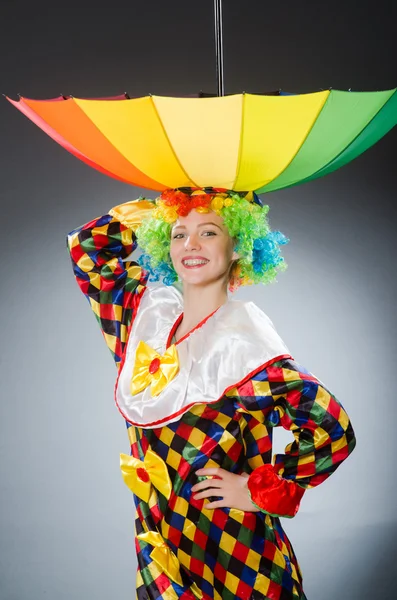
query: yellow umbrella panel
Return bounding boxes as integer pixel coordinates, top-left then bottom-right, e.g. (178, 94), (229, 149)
(7, 89), (397, 192)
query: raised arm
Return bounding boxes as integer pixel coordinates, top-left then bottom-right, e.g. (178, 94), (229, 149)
(231, 357), (356, 517)
(66, 199), (155, 366)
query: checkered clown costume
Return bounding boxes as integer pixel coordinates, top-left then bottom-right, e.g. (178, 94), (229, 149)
(67, 198), (356, 600)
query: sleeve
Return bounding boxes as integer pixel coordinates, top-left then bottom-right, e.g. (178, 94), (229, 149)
(232, 357), (356, 518)
(66, 199), (155, 366)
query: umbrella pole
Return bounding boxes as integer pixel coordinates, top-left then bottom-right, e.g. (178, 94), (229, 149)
(214, 0), (225, 96)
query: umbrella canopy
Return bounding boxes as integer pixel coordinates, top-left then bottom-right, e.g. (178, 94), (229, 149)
(7, 89), (397, 193)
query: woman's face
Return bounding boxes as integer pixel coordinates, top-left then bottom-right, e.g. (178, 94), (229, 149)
(170, 209), (239, 287)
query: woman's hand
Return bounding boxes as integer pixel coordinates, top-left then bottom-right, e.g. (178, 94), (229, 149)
(192, 467), (260, 511)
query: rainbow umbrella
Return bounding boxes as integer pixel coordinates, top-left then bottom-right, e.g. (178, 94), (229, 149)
(6, 89), (397, 193)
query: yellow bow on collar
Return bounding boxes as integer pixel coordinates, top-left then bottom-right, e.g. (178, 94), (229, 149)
(137, 531), (183, 586)
(120, 448), (172, 503)
(131, 341), (179, 397)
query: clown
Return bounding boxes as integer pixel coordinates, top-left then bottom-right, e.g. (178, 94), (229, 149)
(67, 187), (356, 600)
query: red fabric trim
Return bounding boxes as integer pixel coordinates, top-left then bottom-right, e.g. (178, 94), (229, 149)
(166, 305), (222, 349)
(166, 312), (183, 348)
(247, 463), (305, 518)
(115, 353), (293, 428)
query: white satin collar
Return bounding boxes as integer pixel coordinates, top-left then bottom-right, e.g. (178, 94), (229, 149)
(115, 285), (291, 429)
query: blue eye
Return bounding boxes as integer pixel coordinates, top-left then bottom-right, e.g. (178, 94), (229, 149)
(202, 231), (216, 236)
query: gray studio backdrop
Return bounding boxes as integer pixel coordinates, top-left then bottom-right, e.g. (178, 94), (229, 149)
(1, 145), (396, 599)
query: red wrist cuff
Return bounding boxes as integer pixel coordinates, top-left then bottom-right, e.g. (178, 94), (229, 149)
(247, 464), (305, 518)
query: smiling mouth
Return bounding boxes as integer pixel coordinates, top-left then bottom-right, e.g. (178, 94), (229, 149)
(182, 259), (209, 267)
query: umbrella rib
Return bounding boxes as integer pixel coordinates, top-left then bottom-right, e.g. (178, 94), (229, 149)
(270, 88), (397, 192)
(149, 96), (199, 188)
(232, 93), (246, 190)
(70, 98), (167, 189)
(16, 96), (165, 189)
(256, 92), (331, 192)
(17, 97), (141, 186)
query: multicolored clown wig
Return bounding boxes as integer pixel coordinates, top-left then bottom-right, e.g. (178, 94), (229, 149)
(136, 187), (289, 292)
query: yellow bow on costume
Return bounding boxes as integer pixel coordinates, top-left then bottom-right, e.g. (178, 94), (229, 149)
(137, 531), (183, 586)
(131, 341), (179, 397)
(120, 448), (172, 503)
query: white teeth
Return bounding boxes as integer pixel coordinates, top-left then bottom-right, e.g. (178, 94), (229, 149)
(182, 259), (208, 266)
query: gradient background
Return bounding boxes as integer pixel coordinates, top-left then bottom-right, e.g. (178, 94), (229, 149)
(0, 1), (396, 599)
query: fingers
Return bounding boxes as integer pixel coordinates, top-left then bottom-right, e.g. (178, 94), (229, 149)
(195, 467), (226, 477)
(193, 488), (224, 500)
(191, 479), (223, 492)
(203, 500), (227, 510)
(192, 469), (252, 511)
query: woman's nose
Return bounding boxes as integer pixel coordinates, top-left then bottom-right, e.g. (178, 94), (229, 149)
(184, 234), (201, 251)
